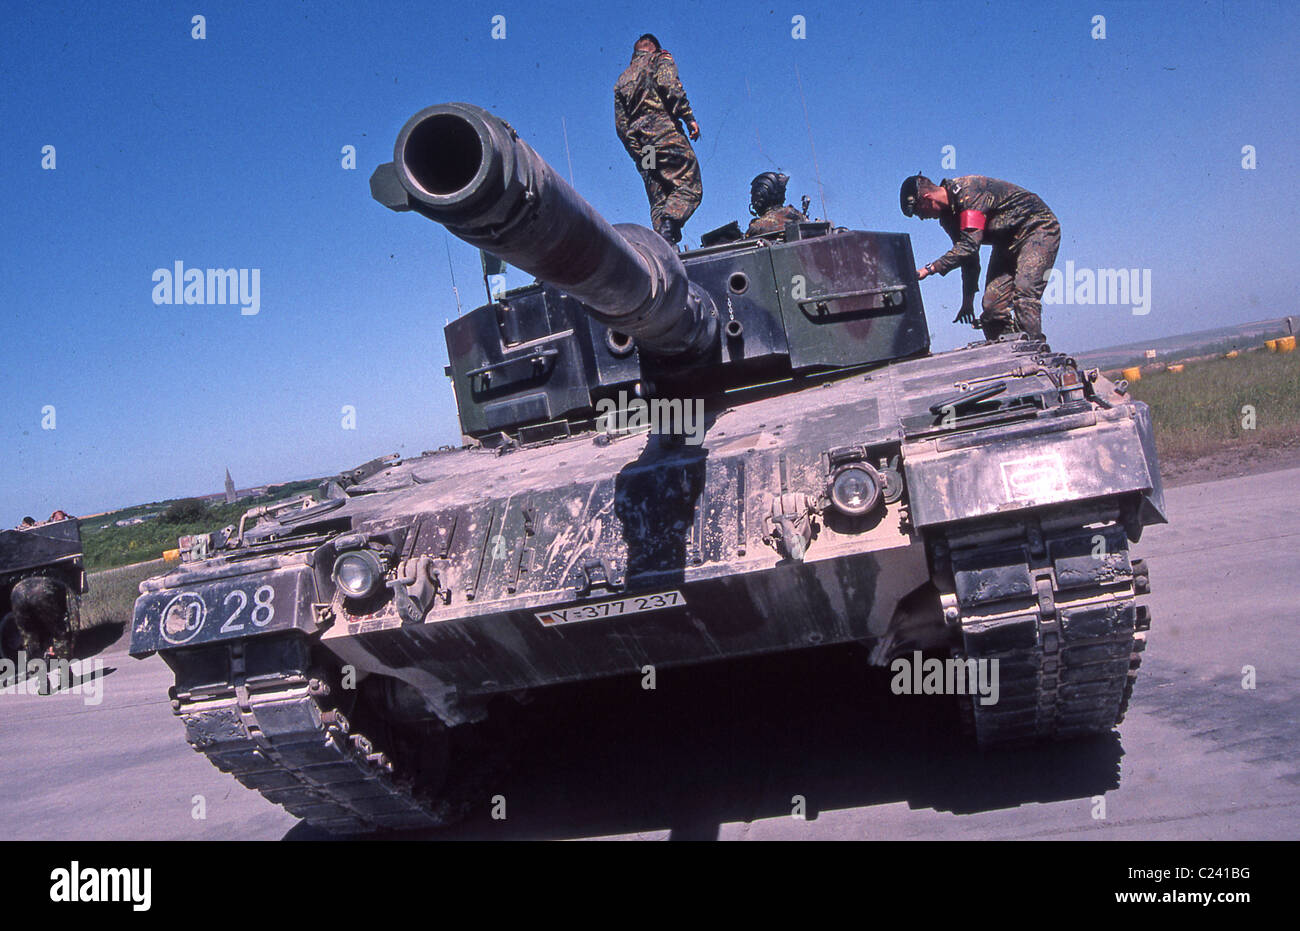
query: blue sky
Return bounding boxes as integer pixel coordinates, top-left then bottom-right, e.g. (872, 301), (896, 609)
(2, 0), (1296, 519)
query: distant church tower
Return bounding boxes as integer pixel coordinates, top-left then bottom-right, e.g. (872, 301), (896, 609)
(224, 468), (236, 504)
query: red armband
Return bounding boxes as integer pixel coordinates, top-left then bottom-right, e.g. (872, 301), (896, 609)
(959, 209), (986, 231)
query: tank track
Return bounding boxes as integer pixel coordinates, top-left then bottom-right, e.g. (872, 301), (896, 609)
(169, 641), (480, 835)
(936, 511), (1151, 747)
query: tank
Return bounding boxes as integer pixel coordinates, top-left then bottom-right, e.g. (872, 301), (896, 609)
(128, 103), (1165, 834)
(1, 518), (86, 661)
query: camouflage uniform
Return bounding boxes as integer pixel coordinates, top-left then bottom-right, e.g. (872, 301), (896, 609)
(614, 48), (702, 233)
(926, 175), (1060, 339)
(745, 204), (808, 237)
(11, 575), (76, 661)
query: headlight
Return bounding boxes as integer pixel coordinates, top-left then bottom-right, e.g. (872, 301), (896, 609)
(332, 549), (385, 598)
(829, 463), (882, 516)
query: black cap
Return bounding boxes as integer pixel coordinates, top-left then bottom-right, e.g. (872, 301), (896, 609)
(636, 33), (661, 50)
(899, 174), (927, 217)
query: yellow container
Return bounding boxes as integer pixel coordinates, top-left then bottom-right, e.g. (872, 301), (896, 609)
(1265, 339), (1279, 352)
(1121, 366), (1141, 382)
(1168, 364), (1184, 373)
(1224, 350), (1239, 358)
(162, 548), (180, 563)
(1279, 335), (1297, 353)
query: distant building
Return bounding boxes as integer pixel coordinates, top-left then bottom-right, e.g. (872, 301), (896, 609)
(224, 468), (237, 504)
(115, 512), (162, 527)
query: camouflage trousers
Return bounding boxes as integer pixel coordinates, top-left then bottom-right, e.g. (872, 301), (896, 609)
(981, 221), (1061, 339)
(634, 134), (702, 229)
(10, 575), (76, 660)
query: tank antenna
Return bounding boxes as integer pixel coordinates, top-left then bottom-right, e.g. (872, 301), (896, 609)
(561, 116), (576, 186)
(793, 62), (828, 223)
(443, 235), (462, 316)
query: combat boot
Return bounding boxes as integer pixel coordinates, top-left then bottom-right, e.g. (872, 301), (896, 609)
(981, 318), (1014, 341)
(656, 216), (681, 245)
(41, 646), (61, 694)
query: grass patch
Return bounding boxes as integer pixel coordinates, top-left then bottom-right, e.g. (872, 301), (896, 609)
(1127, 349), (1300, 461)
(78, 559), (167, 632)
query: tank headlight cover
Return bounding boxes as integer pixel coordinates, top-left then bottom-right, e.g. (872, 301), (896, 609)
(332, 549), (385, 598)
(829, 463), (882, 516)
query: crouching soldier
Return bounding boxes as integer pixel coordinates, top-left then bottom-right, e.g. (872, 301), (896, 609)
(901, 173), (1060, 340)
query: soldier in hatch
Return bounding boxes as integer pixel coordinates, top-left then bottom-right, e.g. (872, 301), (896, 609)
(614, 33), (702, 245)
(745, 172), (808, 238)
(900, 174), (1060, 340)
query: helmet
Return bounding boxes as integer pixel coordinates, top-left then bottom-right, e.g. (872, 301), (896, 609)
(899, 173), (927, 217)
(750, 172), (789, 215)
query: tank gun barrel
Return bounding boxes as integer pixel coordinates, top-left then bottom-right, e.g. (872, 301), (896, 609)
(371, 102), (715, 357)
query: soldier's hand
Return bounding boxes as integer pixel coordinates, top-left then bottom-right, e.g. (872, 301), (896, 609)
(954, 304), (976, 325)
(916, 266), (931, 280)
(687, 121), (700, 141)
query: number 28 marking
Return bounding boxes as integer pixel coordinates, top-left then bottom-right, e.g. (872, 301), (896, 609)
(219, 585), (276, 633)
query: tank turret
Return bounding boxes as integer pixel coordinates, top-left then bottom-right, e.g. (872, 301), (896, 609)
(372, 103), (930, 442)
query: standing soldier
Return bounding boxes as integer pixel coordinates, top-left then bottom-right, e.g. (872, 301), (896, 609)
(900, 174), (1060, 340)
(614, 33), (702, 245)
(745, 172), (808, 238)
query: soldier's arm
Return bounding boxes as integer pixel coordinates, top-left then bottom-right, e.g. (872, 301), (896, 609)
(654, 54), (697, 127)
(928, 212), (985, 277)
(959, 256), (980, 305)
(613, 92), (639, 159)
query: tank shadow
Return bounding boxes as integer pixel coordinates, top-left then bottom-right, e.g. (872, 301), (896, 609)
(72, 622), (127, 660)
(284, 642), (1123, 841)
(613, 431), (710, 593)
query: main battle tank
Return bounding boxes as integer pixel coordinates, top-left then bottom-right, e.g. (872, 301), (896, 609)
(129, 103), (1165, 834)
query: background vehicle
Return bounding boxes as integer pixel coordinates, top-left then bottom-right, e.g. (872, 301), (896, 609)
(1, 518), (86, 661)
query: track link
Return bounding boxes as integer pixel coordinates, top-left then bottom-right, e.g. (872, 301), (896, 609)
(169, 642), (483, 834)
(938, 514), (1151, 747)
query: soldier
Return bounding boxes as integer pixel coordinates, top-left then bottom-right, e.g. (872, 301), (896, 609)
(745, 172), (808, 238)
(900, 174), (1060, 340)
(11, 575), (77, 669)
(614, 33), (702, 244)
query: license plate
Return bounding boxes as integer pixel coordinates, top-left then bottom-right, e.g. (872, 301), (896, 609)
(535, 590), (686, 627)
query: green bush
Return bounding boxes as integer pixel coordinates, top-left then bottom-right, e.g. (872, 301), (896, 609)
(162, 498), (208, 524)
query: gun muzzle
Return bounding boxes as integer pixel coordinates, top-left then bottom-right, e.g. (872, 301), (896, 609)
(371, 102), (715, 357)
